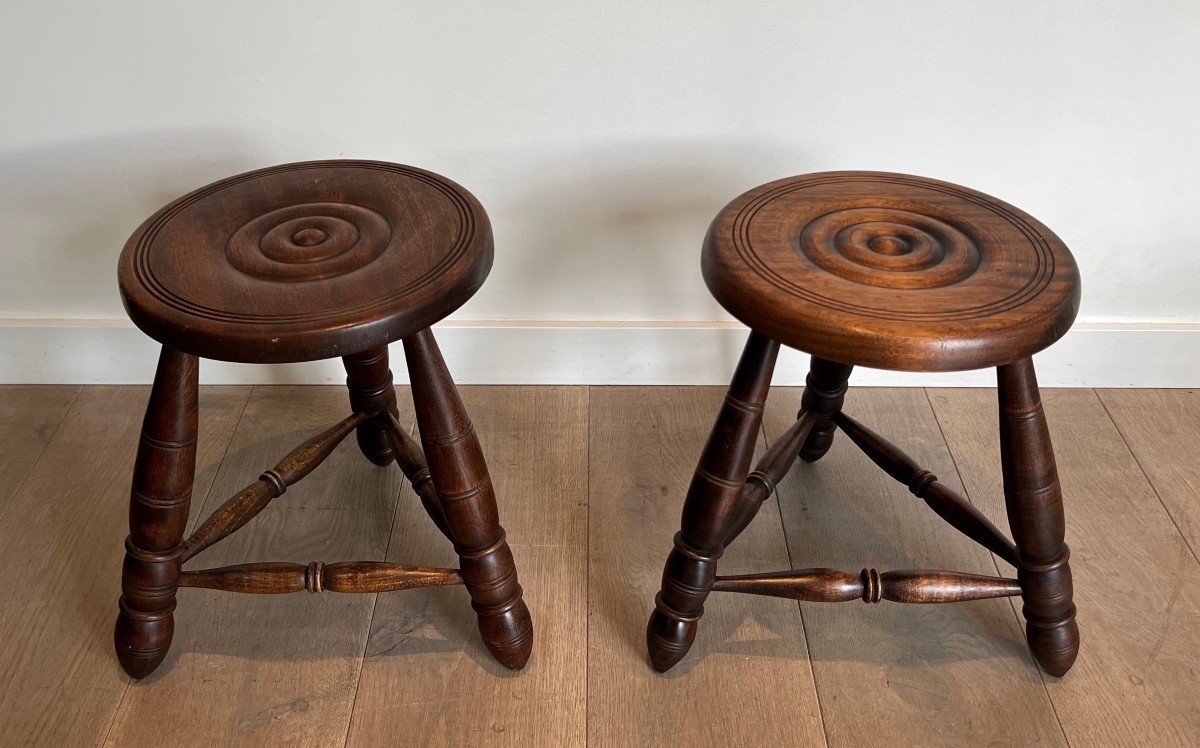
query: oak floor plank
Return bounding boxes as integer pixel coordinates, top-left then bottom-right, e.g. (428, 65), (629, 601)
(928, 387), (1200, 745)
(0, 384), (249, 745)
(7, 383), (1198, 745)
(0, 385), (79, 514)
(766, 387), (1064, 747)
(1096, 388), (1200, 560)
(587, 386), (827, 746)
(105, 385), (402, 747)
(346, 385), (588, 746)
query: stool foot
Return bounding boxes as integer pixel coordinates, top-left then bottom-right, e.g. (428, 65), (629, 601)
(647, 331), (779, 672)
(998, 358), (1079, 677)
(115, 346), (197, 679)
(115, 598), (175, 679)
(647, 605), (697, 673)
(1026, 613), (1080, 677)
(343, 347), (400, 466)
(798, 356), (853, 462)
(404, 329), (533, 670)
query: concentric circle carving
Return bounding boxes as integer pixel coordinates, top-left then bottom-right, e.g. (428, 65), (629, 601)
(703, 171), (1080, 371)
(226, 202), (391, 282)
(798, 207), (980, 289)
(118, 160), (493, 364)
(128, 162), (482, 329)
(727, 173), (1059, 322)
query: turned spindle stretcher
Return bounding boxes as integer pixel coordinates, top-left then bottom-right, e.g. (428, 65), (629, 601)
(174, 408), (463, 595)
(649, 172), (1080, 677)
(115, 161), (533, 679)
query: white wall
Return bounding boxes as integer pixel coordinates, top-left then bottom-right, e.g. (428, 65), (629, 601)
(2, 1), (1198, 385)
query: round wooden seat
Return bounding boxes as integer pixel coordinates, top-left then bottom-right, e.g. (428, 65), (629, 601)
(118, 160), (492, 363)
(651, 171), (1083, 679)
(113, 160), (532, 680)
(702, 171), (1080, 371)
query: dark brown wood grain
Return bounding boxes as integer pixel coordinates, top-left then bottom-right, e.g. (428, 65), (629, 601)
(117, 160), (494, 364)
(179, 561), (462, 594)
(378, 409), (454, 541)
(798, 356), (853, 462)
(832, 409), (1018, 566)
(649, 171), (1082, 678)
(404, 328), (534, 670)
(114, 346), (198, 679)
(723, 410), (815, 546)
(113, 161), (532, 679)
(181, 411), (367, 561)
(343, 347), (400, 465)
(998, 358), (1079, 676)
(712, 568), (1022, 603)
(701, 171), (1080, 371)
(646, 331), (779, 672)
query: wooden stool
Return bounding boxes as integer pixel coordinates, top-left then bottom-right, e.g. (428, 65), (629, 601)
(647, 171), (1081, 676)
(114, 160), (532, 678)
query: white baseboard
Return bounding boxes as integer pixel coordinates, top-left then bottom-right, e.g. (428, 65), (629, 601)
(0, 319), (1195, 387)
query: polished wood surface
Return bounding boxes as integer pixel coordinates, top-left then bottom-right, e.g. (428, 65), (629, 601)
(378, 408), (455, 541)
(652, 172), (1082, 681)
(650, 342), (1079, 677)
(798, 356), (853, 461)
(832, 408), (1018, 565)
(591, 387), (826, 746)
(114, 346), (199, 678)
(115, 330), (526, 678)
(646, 332), (779, 672)
(711, 567), (1022, 603)
(178, 561), (463, 594)
(403, 329), (534, 670)
(118, 160), (493, 363)
(769, 387), (1068, 744)
(998, 359), (1078, 675)
(1, 385), (1197, 745)
(722, 409), (815, 545)
(113, 162), (529, 680)
(110, 386), (404, 745)
(702, 171), (1081, 371)
(181, 411), (368, 561)
(930, 387), (1200, 745)
(350, 386), (587, 744)
(0, 385), (249, 745)
(343, 347), (401, 465)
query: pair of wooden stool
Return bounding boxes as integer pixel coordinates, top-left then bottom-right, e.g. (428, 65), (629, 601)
(116, 161), (1079, 680)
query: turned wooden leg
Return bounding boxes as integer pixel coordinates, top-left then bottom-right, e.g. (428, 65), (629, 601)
(343, 347), (400, 466)
(998, 358), (1079, 676)
(114, 346), (198, 678)
(403, 328), (533, 670)
(378, 409), (456, 542)
(798, 356), (853, 462)
(647, 331), (779, 672)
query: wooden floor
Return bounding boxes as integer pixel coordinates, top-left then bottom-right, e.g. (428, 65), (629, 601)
(0, 384), (1197, 746)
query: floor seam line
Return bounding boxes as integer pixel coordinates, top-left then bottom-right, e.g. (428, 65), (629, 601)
(0, 384), (83, 530)
(924, 386), (1072, 747)
(1095, 390), (1200, 567)
(104, 383), (253, 746)
(584, 385), (591, 748)
(342, 409), (414, 748)
(184, 385), (256, 533)
(763, 397), (832, 748)
(98, 674), (134, 747)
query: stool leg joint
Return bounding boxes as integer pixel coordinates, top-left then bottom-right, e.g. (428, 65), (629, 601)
(831, 409), (1019, 566)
